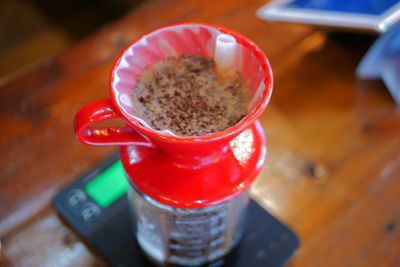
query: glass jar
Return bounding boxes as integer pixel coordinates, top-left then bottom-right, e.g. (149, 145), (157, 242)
(129, 186), (249, 266)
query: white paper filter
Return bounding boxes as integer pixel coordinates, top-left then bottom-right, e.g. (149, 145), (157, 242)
(113, 25), (266, 136)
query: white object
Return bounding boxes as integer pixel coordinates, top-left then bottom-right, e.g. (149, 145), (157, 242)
(215, 34), (238, 70)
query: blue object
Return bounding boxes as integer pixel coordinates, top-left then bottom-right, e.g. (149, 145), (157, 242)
(357, 22), (400, 104)
(288, 0), (399, 15)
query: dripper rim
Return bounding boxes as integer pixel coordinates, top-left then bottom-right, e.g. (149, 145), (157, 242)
(109, 22), (273, 143)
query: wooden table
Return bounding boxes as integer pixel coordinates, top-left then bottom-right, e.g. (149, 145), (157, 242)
(1, 0), (400, 266)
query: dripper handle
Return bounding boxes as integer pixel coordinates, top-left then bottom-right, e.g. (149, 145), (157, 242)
(74, 99), (154, 147)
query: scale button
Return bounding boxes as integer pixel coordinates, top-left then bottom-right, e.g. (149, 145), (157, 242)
(67, 189), (87, 207)
(81, 203), (101, 221)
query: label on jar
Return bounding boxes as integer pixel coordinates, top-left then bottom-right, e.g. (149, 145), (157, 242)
(166, 209), (229, 265)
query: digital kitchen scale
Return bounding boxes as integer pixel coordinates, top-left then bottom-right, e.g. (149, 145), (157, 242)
(53, 152), (299, 267)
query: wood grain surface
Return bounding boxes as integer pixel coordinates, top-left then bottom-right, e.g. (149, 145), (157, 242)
(1, 0), (399, 266)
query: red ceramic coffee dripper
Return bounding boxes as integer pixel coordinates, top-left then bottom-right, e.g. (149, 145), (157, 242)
(74, 23), (273, 209)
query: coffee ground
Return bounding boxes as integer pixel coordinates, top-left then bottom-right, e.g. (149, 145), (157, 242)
(131, 55), (250, 136)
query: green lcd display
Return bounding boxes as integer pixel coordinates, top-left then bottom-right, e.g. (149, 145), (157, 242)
(84, 160), (129, 208)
